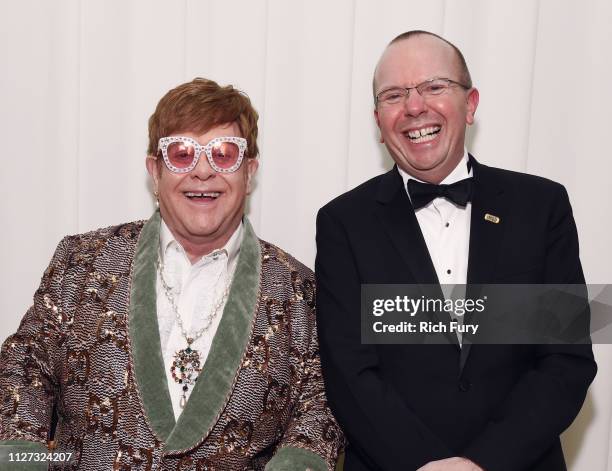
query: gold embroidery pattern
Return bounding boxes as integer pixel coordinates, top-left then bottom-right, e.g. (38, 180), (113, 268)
(0, 223), (343, 470)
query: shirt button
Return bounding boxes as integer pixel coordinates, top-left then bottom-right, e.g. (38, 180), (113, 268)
(447, 269), (451, 274)
(458, 379), (472, 392)
(445, 222), (450, 227)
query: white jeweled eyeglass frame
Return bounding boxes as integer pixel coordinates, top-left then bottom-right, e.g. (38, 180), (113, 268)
(157, 136), (247, 174)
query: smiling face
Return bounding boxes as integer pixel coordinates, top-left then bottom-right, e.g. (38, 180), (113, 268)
(374, 34), (479, 183)
(146, 122), (258, 258)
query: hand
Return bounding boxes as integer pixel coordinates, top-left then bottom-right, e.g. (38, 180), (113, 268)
(416, 457), (484, 471)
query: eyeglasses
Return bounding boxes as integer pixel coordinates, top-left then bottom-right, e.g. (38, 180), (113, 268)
(157, 136), (247, 173)
(375, 78), (470, 106)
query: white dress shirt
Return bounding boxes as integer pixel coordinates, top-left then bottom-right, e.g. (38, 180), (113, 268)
(156, 220), (242, 419)
(398, 152), (473, 342)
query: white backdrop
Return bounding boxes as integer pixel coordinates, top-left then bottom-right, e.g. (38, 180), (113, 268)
(1, 0), (611, 469)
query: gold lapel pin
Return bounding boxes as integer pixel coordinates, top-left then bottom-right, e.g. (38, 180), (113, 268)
(484, 213), (500, 224)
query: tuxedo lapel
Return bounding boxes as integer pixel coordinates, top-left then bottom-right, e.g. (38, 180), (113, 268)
(466, 157), (506, 286)
(375, 168), (458, 347)
(375, 168), (439, 284)
(461, 156), (508, 371)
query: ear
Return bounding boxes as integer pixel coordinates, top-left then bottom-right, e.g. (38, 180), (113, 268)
(146, 156), (161, 193)
(245, 158), (259, 194)
(465, 87), (479, 125)
(374, 108), (385, 143)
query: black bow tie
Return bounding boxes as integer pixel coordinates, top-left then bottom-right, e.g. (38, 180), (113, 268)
(407, 178), (474, 210)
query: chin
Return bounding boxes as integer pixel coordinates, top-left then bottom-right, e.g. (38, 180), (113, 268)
(404, 158), (442, 173)
(188, 222), (221, 239)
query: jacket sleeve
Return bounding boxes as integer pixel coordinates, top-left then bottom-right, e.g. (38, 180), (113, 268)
(462, 185), (597, 471)
(315, 206), (453, 471)
(0, 238), (69, 471)
(266, 271), (345, 471)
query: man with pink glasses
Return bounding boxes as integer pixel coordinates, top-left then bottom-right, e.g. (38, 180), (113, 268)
(0, 78), (343, 470)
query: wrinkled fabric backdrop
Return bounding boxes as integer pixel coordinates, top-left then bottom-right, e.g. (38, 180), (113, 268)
(1, 1), (610, 469)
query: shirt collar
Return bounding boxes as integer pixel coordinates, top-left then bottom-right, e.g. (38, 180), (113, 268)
(397, 149), (472, 200)
(159, 218), (243, 268)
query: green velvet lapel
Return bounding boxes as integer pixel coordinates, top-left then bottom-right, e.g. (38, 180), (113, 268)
(129, 212), (262, 452)
(129, 211), (176, 441)
(165, 217), (261, 452)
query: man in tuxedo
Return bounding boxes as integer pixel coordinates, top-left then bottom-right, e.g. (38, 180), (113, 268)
(315, 30), (596, 471)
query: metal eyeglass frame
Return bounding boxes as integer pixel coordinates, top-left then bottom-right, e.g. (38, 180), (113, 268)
(375, 77), (470, 106)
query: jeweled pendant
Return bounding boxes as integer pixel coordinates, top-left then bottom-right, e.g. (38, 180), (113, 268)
(170, 339), (202, 407)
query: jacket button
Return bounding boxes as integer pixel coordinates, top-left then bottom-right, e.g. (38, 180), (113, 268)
(458, 379), (472, 392)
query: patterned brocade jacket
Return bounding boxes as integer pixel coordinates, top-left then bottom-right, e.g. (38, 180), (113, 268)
(0, 212), (343, 470)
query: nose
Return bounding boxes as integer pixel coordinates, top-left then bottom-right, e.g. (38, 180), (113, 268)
(191, 153), (215, 180)
(402, 89), (426, 117)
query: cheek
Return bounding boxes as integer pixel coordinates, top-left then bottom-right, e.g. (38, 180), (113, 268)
(230, 168), (250, 190)
(433, 100), (465, 125)
(158, 174), (185, 198)
(430, 100), (450, 115)
(379, 113), (399, 135)
(233, 177), (248, 198)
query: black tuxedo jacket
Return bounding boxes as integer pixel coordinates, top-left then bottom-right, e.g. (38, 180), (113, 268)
(315, 156), (597, 471)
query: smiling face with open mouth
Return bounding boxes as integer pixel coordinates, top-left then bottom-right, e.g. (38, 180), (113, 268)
(146, 122), (258, 259)
(374, 34), (479, 184)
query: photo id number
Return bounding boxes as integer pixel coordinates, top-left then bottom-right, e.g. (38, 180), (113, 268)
(8, 452), (73, 462)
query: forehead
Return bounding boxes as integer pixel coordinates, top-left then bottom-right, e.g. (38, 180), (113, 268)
(375, 35), (462, 90)
(172, 122), (242, 141)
